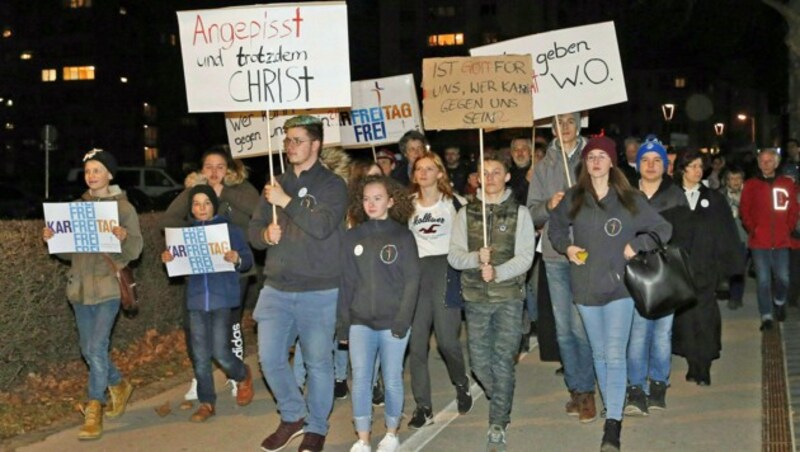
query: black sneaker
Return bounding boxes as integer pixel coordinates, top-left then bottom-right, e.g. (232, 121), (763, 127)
(647, 381), (667, 410)
(455, 381), (473, 415)
(334, 380), (348, 400)
(776, 304), (787, 322)
(623, 385), (648, 416)
(408, 406), (434, 429)
(600, 419), (622, 452)
(372, 381), (385, 407)
(761, 319), (774, 331)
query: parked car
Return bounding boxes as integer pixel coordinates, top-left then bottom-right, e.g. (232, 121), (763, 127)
(66, 166), (182, 198)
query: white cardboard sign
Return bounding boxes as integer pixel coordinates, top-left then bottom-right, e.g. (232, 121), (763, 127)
(471, 21), (627, 120)
(164, 224), (235, 277)
(177, 2), (352, 112)
(339, 74), (423, 148)
(225, 110), (340, 158)
(43, 202), (121, 254)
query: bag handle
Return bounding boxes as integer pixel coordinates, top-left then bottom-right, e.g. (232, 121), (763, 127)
(635, 230), (666, 253)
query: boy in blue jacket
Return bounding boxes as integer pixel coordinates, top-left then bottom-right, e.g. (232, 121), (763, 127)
(162, 184), (255, 422)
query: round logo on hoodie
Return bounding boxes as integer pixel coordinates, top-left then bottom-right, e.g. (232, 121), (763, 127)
(380, 244), (398, 264)
(700, 199), (709, 208)
(298, 187), (308, 197)
(604, 218), (623, 237)
(354, 244), (364, 256)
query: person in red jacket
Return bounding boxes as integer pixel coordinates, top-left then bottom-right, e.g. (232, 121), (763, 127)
(740, 148), (800, 331)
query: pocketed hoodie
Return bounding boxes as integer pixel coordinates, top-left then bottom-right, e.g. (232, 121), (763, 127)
(337, 219), (421, 340)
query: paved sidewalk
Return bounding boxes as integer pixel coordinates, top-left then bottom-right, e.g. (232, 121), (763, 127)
(16, 301), (762, 452)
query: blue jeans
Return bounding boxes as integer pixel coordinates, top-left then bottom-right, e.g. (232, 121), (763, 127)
(189, 308), (247, 405)
(751, 248), (790, 319)
(544, 260), (595, 393)
(293, 341), (349, 387)
(578, 298), (634, 421)
(253, 286), (338, 436)
(349, 325), (409, 432)
(73, 299), (122, 404)
(627, 310), (674, 390)
(464, 300), (522, 427)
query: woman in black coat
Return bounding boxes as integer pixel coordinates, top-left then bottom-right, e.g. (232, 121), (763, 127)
(671, 150), (744, 385)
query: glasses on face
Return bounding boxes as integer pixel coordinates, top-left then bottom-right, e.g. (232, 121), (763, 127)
(283, 137), (310, 148)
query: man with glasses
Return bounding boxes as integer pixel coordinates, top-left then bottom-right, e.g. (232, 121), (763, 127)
(249, 115), (348, 452)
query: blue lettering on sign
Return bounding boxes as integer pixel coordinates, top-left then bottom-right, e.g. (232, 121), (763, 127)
(69, 203), (100, 252)
(182, 227), (216, 274)
(351, 107), (387, 142)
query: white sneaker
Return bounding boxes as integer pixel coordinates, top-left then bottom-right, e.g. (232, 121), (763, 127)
(376, 433), (399, 452)
(184, 378), (198, 401)
(350, 439), (372, 452)
(226, 379), (238, 397)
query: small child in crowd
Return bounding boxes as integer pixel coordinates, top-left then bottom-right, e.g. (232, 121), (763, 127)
(337, 175), (420, 452)
(161, 184), (255, 422)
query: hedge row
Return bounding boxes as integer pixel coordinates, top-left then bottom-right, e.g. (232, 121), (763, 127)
(0, 213), (186, 390)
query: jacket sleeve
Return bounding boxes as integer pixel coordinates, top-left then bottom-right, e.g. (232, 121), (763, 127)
(229, 224), (254, 273)
(547, 193), (572, 254)
(282, 175), (348, 240)
(116, 200), (143, 265)
(391, 231), (421, 338)
(159, 188), (192, 230)
(713, 192), (746, 277)
(739, 181), (755, 234)
(336, 233), (356, 341)
(527, 165), (551, 228)
(494, 206), (535, 282)
(628, 197), (673, 252)
(787, 182), (799, 232)
(248, 197), (273, 250)
(447, 208), (480, 270)
(221, 182), (260, 227)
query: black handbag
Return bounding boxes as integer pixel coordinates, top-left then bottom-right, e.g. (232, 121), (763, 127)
(624, 231), (697, 319)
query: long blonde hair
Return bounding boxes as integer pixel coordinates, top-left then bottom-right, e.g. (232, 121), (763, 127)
(409, 151), (454, 200)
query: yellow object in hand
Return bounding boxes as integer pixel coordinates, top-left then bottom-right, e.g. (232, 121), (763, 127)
(576, 251), (588, 262)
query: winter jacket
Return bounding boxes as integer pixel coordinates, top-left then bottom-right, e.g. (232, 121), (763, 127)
(548, 188), (672, 306)
(249, 159), (348, 292)
(740, 175), (799, 249)
(184, 216), (253, 312)
(61, 186), (143, 305)
(337, 219), (420, 340)
(526, 136), (586, 261)
(160, 179), (260, 232)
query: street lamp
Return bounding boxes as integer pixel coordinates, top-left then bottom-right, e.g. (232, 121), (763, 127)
(737, 113), (756, 144)
(661, 104), (675, 143)
(714, 123), (725, 136)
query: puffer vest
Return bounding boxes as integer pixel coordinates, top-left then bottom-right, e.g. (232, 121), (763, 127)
(462, 197), (526, 302)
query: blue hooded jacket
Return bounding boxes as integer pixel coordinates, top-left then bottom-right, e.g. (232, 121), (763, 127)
(185, 215), (253, 311)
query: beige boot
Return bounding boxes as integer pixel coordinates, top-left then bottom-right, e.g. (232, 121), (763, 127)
(106, 379), (133, 419)
(78, 400), (103, 440)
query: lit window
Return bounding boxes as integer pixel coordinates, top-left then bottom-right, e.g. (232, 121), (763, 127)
(63, 66), (95, 81)
(427, 33), (464, 47)
(674, 77), (686, 88)
(482, 32), (498, 44)
(2, 28), (11, 38)
(5, 123), (14, 130)
(42, 69), (57, 82)
(170, 34), (177, 46)
(144, 126), (158, 145)
(65, 0), (92, 8)
(20, 52), (33, 60)
(144, 147), (159, 163)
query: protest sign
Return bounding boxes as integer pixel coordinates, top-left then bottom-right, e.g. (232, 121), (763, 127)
(471, 21), (627, 120)
(422, 55), (533, 130)
(339, 75), (423, 148)
(177, 2), (351, 112)
(43, 202), (121, 254)
(164, 224), (235, 277)
(225, 109), (340, 158)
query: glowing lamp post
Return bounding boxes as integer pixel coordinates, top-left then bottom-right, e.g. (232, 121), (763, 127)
(737, 113), (756, 144)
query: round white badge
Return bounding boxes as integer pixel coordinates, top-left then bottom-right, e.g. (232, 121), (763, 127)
(354, 244), (364, 256)
(700, 199), (709, 208)
(298, 187), (308, 197)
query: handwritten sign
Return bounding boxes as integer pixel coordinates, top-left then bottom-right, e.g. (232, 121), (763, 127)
(471, 21), (627, 120)
(422, 55), (533, 130)
(43, 202), (121, 254)
(164, 224), (235, 277)
(225, 110), (340, 158)
(340, 75), (423, 148)
(177, 2), (351, 112)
